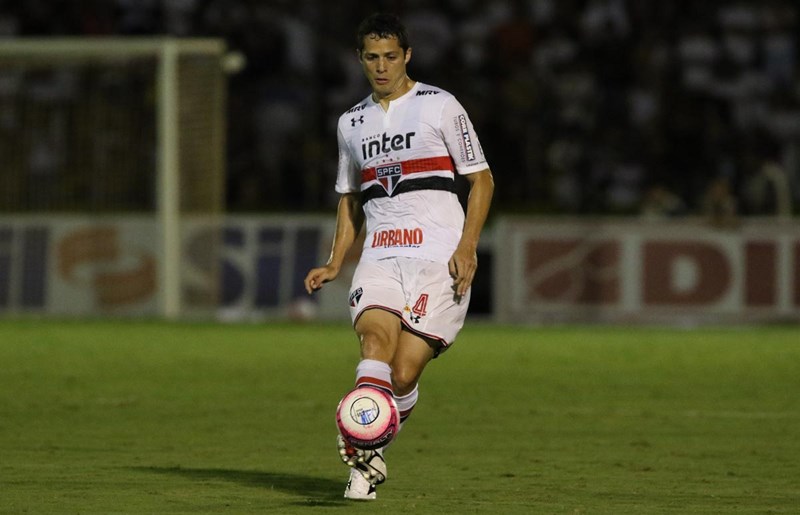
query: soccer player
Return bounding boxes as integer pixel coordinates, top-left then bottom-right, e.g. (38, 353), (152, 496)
(304, 12), (494, 500)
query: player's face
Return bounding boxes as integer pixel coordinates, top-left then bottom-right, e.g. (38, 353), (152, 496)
(359, 35), (412, 101)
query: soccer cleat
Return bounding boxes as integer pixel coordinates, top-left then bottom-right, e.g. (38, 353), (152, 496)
(337, 434), (387, 485)
(344, 467), (376, 500)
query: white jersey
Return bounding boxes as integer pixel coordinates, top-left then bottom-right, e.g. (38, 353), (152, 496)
(336, 82), (489, 263)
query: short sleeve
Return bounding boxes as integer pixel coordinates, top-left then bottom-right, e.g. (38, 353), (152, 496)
(335, 125), (361, 194)
(439, 96), (489, 175)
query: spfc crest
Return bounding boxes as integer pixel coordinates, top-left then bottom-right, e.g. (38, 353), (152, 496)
(376, 163), (403, 196)
(349, 287), (363, 307)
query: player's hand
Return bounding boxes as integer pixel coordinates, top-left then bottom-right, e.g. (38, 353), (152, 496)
(448, 245), (478, 298)
(304, 265), (339, 294)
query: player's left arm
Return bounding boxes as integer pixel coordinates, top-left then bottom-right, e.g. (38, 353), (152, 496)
(449, 168), (494, 297)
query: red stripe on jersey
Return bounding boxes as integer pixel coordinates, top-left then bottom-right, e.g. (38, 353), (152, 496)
(356, 376), (394, 392)
(361, 156), (455, 183)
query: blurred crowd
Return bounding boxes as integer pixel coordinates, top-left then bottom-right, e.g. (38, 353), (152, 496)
(1, 0), (798, 218)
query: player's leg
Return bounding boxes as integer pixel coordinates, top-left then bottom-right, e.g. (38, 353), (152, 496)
(342, 315), (430, 499)
(392, 329), (435, 394)
(340, 309), (401, 499)
(356, 310), (435, 434)
(355, 307), (403, 362)
(390, 330), (434, 430)
(348, 260), (405, 389)
(341, 264), (405, 499)
(388, 257), (470, 435)
(352, 306), (402, 390)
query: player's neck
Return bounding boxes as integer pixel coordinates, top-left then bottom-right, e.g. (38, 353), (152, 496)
(373, 77), (415, 110)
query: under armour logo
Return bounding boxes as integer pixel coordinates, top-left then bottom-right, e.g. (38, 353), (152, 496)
(351, 116), (364, 126)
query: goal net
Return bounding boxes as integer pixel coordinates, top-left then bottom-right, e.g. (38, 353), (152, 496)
(0, 38), (227, 318)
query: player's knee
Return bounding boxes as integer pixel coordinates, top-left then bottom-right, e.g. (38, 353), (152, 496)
(359, 329), (393, 361)
(391, 365), (419, 396)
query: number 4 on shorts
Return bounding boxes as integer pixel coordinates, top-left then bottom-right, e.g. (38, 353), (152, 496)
(412, 294), (428, 317)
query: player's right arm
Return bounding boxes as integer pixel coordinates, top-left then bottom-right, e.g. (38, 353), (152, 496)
(304, 192), (364, 294)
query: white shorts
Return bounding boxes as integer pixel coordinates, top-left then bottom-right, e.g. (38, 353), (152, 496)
(348, 257), (471, 354)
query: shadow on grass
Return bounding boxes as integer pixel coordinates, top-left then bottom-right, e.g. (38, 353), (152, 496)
(131, 466), (348, 507)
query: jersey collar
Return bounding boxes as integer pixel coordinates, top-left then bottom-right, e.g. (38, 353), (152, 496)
(369, 81), (420, 110)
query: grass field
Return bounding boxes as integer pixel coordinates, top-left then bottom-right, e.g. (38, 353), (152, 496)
(0, 320), (798, 514)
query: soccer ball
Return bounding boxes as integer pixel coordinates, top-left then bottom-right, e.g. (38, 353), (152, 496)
(336, 386), (399, 450)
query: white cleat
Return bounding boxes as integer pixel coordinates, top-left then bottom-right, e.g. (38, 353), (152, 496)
(338, 434), (387, 500)
(344, 467), (376, 500)
(337, 434), (387, 485)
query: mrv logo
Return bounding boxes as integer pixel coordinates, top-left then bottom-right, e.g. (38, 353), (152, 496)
(361, 131), (416, 159)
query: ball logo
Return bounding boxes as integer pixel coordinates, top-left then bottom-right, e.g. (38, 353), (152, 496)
(350, 396), (381, 425)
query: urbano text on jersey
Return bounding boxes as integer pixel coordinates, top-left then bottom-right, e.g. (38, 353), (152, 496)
(371, 228), (424, 248)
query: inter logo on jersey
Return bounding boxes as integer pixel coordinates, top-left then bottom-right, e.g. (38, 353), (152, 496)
(361, 131), (416, 160)
(376, 163), (403, 195)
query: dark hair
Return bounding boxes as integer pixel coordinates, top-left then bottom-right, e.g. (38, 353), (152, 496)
(356, 13), (410, 53)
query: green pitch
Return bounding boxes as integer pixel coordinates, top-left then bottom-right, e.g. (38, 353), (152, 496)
(0, 320), (798, 514)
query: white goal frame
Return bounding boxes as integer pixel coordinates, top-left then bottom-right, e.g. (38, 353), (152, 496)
(0, 38), (227, 318)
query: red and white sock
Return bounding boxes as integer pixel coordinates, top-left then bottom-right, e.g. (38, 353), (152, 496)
(394, 384), (419, 428)
(380, 384), (419, 452)
(355, 359), (393, 394)
(354, 359), (419, 451)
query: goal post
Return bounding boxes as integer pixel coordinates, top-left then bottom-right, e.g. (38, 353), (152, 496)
(0, 38), (227, 319)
